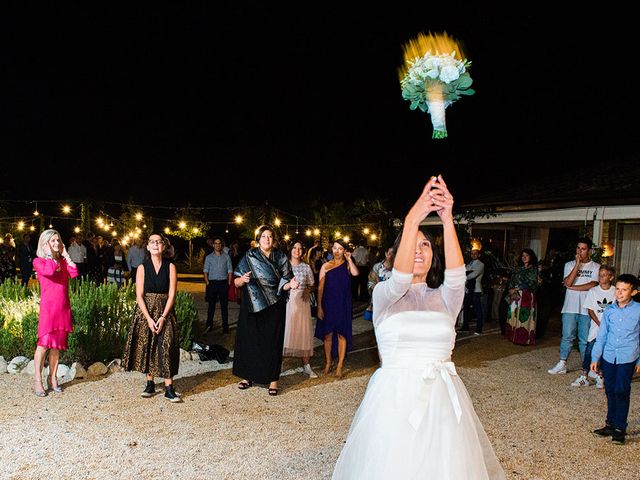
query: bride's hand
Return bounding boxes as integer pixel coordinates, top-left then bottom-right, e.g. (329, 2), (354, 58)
(405, 176), (440, 224)
(428, 175), (454, 223)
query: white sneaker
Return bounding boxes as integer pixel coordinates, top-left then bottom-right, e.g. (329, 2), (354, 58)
(570, 375), (590, 387)
(303, 364), (318, 379)
(595, 375), (605, 389)
(587, 370), (598, 380)
(548, 360), (567, 374)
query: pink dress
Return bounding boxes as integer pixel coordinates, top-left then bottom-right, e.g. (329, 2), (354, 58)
(33, 257), (78, 350)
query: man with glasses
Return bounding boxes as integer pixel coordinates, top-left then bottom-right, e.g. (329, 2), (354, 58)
(203, 237), (233, 333)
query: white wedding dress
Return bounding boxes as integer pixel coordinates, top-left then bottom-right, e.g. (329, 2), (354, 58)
(332, 266), (505, 480)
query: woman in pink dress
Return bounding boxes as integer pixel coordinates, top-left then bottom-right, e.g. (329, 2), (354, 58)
(32, 229), (78, 397)
(283, 241), (318, 378)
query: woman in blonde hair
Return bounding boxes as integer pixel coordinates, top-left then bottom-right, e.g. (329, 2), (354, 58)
(123, 233), (181, 402)
(32, 229), (78, 397)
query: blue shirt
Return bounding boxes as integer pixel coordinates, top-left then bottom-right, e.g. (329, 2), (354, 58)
(591, 300), (640, 366)
(127, 246), (147, 270)
(204, 252), (232, 281)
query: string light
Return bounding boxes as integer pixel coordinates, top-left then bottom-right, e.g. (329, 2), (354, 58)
(284, 234), (290, 241)
(274, 218), (281, 227)
(313, 228), (320, 236)
(29, 225), (35, 232)
(17, 221), (25, 231)
(62, 205), (71, 214)
(74, 227), (81, 233)
(179, 221), (186, 230)
(164, 227), (170, 234)
(370, 234), (378, 241)
(235, 215), (243, 224)
(135, 213), (143, 221)
(305, 229), (312, 237)
(343, 235), (350, 243)
(363, 227), (370, 235)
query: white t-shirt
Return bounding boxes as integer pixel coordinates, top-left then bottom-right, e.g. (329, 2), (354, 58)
(583, 285), (616, 341)
(560, 260), (600, 314)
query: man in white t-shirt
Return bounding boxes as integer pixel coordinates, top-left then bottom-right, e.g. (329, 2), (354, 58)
(548, 237), (600, 374)
(570, 265), (615, 387)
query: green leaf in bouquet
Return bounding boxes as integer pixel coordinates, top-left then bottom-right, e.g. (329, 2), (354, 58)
(459, 88), (475, 96)
(456, 73), (473, 90)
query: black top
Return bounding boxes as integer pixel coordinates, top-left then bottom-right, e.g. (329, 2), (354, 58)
(143, 258), (170, 294)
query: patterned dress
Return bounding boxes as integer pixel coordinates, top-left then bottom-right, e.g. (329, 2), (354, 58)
(123, 258), (179, 378)
(505, 265), (538, 345)
(283, 262), (315, 357)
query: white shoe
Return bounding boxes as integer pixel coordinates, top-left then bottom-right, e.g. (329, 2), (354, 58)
(595, 375), (605, 389)
(587, 370), (598, 380)
(303, 364), (318, 379)
(548, 361), (567, 374)
(570, 375), (590, 387)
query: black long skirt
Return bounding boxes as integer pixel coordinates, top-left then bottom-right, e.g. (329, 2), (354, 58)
(232, 300), (286, 384)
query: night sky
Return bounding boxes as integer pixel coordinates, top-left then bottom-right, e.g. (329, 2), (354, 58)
(2, 3), (638, 215)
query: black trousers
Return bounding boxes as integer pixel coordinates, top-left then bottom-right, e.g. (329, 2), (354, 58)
(462, 292), (484, 333)
(206, 280), (229, 329)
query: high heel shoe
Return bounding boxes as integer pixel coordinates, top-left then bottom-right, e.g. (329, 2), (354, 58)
(48, 375), (63, 393)
(34, 379), (47, 397)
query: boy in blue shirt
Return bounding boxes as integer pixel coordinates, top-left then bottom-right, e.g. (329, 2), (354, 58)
(590, 274), (640, 444)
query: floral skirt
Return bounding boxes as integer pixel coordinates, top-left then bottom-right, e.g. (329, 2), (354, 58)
(505, 289), (536, 345)
(122, 293), (180, 378)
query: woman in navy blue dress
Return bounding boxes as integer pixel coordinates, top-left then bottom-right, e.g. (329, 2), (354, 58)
(315, 239), (359, 378)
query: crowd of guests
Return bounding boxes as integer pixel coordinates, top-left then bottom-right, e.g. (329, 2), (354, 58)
(11, 225), (640, 445)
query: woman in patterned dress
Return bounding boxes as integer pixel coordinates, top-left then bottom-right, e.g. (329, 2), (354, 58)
(283, 241), (318, 378)
(505, 249), (538, 345)
(123, 233), (181, 402)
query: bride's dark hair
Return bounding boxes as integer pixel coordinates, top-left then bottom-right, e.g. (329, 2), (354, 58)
(392, 229), (443, 288)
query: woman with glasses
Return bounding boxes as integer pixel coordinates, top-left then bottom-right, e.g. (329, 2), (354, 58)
(123, 233), (181, 402)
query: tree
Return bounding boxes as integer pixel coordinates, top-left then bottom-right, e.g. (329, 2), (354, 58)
(164, 206), (208, 270)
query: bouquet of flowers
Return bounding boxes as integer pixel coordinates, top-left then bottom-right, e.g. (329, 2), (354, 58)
(399, 32), (475, 139)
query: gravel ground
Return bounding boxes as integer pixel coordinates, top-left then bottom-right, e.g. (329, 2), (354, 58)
(1, 280), (638, 479)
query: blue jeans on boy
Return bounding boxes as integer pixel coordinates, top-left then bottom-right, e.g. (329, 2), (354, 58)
(560, 313), (590, 360)
(600, 358), (637, 431)
(582, 340), (596, 373)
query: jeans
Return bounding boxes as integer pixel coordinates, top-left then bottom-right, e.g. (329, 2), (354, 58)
(600, 358), (637, 431)
(559, 313), (590, 361)
(582, 340), (596, 373)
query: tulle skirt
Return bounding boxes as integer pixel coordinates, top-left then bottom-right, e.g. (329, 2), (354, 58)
(332, 367), (505, 480)
(283, 289), (314, 357)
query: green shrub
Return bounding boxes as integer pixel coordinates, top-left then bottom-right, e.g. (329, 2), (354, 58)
(174, 291), (197, 350)
(0, 278), (36, 301)
(1, 280), (198, 364)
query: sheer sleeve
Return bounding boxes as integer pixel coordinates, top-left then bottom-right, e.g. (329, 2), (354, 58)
(440, 265), (466, 322)
(372, 269), (413, 326)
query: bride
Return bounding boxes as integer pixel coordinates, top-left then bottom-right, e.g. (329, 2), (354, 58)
(332, 176), (505, 479)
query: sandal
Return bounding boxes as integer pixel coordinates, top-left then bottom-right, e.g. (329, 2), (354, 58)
(34, 380), (47, 397)
(268, 388), (278, 396)
(238, 380), (253, 390)
(48, 376), (64, 393)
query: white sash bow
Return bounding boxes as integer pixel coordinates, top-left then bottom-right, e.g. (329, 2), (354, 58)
(408, 360), (462, 430)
